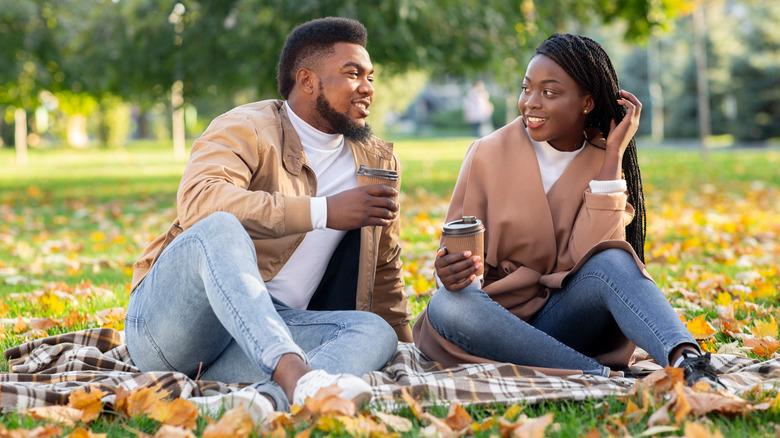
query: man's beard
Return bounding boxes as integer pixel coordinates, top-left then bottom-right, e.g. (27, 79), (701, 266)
(315, 86), (373, 142)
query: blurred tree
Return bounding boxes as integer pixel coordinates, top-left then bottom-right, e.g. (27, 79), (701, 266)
(728, 0), (780, 140)
(1, 0), (694, 148)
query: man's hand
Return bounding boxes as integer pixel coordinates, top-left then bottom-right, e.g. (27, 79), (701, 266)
(326, 185), (399, 230)
(434, 247), (481, 291)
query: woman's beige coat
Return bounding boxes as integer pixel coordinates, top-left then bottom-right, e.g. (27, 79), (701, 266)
(413, 118), (649, 373)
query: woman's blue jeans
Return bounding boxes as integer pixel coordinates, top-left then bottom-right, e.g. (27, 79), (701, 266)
(426, 248), (695, 377)
(125, 212), (398, 409)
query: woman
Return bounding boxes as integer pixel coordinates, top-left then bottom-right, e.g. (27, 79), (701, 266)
(413, 33), (721, 387)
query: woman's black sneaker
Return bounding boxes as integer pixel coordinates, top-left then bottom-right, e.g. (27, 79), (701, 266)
(678, 351), (724, 389)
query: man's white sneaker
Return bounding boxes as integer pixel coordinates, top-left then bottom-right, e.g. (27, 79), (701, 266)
(292, 369), (372, 407)
(188, 386), (273, 423)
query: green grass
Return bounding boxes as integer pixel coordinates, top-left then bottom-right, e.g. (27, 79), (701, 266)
(1, 138), (779, 436)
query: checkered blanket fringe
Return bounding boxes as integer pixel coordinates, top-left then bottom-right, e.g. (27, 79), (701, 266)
(2, 328), (778, 413)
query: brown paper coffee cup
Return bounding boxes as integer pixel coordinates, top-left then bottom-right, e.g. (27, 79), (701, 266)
(356, 165), (399, 191)
(442, 216), (485, 278)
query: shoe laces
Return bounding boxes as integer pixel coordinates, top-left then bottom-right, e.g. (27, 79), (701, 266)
(679, 351), (721, 387)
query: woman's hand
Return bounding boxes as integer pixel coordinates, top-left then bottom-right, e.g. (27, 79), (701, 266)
(598, 90), (642, 181)
(434, 247), (482, 291)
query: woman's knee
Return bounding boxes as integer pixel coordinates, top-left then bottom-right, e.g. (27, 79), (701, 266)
(427, 285), (480, 329)
(585, 249), (642, 278)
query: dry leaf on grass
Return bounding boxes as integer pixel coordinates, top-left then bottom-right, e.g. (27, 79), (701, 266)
(400, 386), (424, 420)
(202, 405), (255, 438)
(67, 387), (105, 423)
(683, 421), (725, 438)
(148, 398), (199, 430)
(153, 425), (196, 438)
(373, 411), (413, 432)
(66, 427), (107, 438)
(25, 406), (83, 426)
(743, 336), (780, 357)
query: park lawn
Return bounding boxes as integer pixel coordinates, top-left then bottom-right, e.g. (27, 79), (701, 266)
(0, 139), (779, 436)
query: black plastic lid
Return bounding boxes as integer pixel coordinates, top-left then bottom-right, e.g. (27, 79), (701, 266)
(357, 164), (398, 180)
(442, 216), (485, 236)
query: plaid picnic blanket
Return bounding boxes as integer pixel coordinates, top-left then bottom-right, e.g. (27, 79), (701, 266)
(2, 328), (779, 412)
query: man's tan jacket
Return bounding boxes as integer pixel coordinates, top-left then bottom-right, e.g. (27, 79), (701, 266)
(131, 100), (412, 341)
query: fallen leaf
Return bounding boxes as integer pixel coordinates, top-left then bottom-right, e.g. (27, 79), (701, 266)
(67, 386), (105, 423)
(304, 384), (356, 417)
(25, 405), (83, 426)
(202, 405), (255, 438)
(683, 421), (725, 438)
(400, 386), (424, 421)
(510, 412), (555, 438)
(67, 427), (107, 438)
(125, 385), (170, 418)
(149, 398), (199, 430)
(374, 411), (413, 432)
(445, 403), (472, 432)
(743, 336), (780, 357)
(750, 319), (778, 338)
(153, 425), (197, 438)
(686, 315), (716, 339)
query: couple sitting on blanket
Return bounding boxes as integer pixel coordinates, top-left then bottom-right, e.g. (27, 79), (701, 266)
(126, 17), (722, 420)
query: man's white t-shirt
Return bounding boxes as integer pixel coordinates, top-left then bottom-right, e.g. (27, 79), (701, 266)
(264, 103), (358, 309)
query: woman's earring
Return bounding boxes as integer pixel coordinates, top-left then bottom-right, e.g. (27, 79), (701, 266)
(583, 109), (589, 114)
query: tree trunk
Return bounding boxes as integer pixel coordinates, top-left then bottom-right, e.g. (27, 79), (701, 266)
(693, 4), (711, 157)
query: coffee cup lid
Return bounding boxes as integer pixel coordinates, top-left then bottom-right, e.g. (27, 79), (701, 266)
(357, 164), (398, 180)
(442, 216), (485, 236)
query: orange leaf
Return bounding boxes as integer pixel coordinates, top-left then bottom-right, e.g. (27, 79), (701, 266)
(684, 387), (749, 416)
(67, 427), (108, 438)
(686, 315), (716, 340)
(444, 403), (472, 432)
(126, 385), (170, 418)
(14, 315), (27, 333)
(683, 421), (725, 438)
(743, 336), (780, 357)
(202, 405), (255, 438)
(149, 398), (199, 430)
(672, 382), (692, 424)
(67, 387), (105, 423)
(301, 384), (356, 417)
(400, 387), (424, 420)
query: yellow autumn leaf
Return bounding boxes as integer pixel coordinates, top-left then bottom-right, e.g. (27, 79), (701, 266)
(67, 386), (105, 423)
(686, 315), (716, 340)
(149, 398), (200, 430)
(750, 320), (778, 338)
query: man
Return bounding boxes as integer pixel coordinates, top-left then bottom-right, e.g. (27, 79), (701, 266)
(124, 17), (411, 417)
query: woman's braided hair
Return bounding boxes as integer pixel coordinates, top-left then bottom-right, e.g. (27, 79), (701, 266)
(535, 33), (646, 261)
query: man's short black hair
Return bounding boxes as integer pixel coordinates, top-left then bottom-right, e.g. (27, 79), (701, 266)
(277, 17), (368, 99)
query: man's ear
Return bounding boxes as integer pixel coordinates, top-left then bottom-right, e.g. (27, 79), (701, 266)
(295, 68), (316, 95)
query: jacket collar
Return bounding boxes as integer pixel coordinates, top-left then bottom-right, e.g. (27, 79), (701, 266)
(278, 102), (394, 176)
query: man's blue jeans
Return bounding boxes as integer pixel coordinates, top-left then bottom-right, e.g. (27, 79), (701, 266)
(125, 212), (398, 409)
(427, 248), (696, 377)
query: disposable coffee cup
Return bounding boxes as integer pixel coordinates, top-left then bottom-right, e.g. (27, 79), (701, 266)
(356, 164), (399, 191)
(442, 216), (485, 278)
